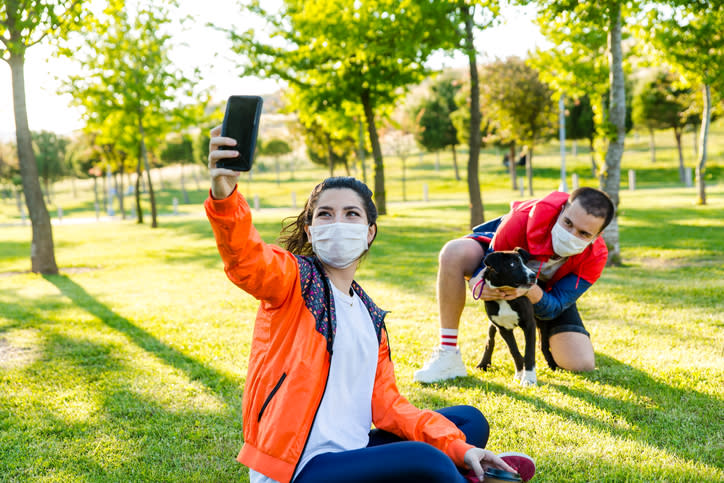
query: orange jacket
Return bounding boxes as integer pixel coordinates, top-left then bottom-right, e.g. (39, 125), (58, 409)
(205, 188), (473, 483)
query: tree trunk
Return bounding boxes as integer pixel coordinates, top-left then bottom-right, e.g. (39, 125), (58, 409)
(135, 156), (143, 224)
(509, 142), (517, 190)
(526, 147), (534, 196)
(8, 53), (58, 274)
(648, 127), (656, 163)
(192, 163), (200, 191)
(180, 162), (189, 203)
(401, 155), (407, 202)
(463, 5), (484, 227)
(600, 5), (625, 266)
(692, 123), (699, 161)
(588, 137), (597, 178)
(275, 156), (281, 186)
(696, 84), (710, 205)
(674, 128), (685, 183)
(326, 134), (334, 177)
(43, 170), (52, 205)
(138, 115), (158, 227)
(361, 89), (387, 215)
(117, 163), (126, 219)
(93, 176), (99, 212)
(451, 144), (460, 181)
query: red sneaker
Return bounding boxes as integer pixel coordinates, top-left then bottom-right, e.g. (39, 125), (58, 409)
(497, 452), (536, 482)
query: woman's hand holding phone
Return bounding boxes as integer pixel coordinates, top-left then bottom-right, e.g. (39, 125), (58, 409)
(208, 125), (242, 200)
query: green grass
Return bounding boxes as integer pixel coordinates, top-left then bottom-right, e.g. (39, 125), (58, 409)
(1, 127), (723, 482)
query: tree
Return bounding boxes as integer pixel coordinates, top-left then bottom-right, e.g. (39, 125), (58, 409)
(160, 134), (194, 203)
(643, 2), (724, 205)
(263, 138), (292, 186)
(413, 76), (461, 181)
(527, 0), (642, 266)
(1, 0), (86, 273)
(443, 1), (500, 227)
(66, 1), (200, 227)
(300, 116), (357, 177)
(31, 130), (68, 204)
(231, 0), (456, 215)
(0, 140), (20, 201)
(480, 57), (556, 196)
(565, 95), (597, 176)
(632, 69), (691, 175)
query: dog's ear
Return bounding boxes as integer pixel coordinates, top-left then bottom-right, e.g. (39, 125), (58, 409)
(483, 251), (501, 267)
(514, 247), (531, 263)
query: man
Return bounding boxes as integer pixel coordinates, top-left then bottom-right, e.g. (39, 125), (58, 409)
(414, 187), (615, 383)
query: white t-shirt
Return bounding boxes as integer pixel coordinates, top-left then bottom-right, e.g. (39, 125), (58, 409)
(527, 256), (568, 282)
(250, 283), (380, 483)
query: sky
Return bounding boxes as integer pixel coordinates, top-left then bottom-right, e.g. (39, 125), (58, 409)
(0, 1), (550, 142)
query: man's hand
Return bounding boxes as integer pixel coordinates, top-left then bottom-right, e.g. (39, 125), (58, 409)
(495, 284), (543, 304)
(208, 125), (242, 200)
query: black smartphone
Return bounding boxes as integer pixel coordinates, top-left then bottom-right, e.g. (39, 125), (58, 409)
(217, 95), (264, 171)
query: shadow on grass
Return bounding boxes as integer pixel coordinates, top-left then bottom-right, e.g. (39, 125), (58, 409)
(415, 353), (721, 479)
(1, 329), (244, 481)
(42, 274), (245, 408)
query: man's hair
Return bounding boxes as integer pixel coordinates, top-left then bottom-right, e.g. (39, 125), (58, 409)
(569, 187), (615, 232)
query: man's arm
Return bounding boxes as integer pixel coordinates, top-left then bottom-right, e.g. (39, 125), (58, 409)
(531, 274), (592, 320)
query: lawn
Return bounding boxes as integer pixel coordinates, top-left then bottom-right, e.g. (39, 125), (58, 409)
(1, 130), (723, 482)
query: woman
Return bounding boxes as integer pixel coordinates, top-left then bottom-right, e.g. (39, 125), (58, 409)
(205, 126), (533, 483)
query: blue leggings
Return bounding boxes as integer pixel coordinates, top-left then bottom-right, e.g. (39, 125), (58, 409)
(293, 405), (489, 483)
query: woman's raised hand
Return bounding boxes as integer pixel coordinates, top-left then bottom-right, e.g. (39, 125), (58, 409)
(208, 125), (242, 200)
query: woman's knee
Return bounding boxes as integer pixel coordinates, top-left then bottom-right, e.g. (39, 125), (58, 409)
(403, 442), (460, 481)
(438, 405), (489, 447)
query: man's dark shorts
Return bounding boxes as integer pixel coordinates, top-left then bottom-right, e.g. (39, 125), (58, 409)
(536, 303), (589, 370)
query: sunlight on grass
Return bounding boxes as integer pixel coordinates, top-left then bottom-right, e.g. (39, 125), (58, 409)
(1, 130), (723, 481)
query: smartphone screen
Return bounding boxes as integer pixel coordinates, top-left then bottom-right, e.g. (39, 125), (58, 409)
(218, 95), (263, 171)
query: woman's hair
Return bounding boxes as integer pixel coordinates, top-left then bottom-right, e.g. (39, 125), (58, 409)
(278, 177), (378, 255)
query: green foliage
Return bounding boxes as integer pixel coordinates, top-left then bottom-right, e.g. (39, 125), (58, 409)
(235, 0), (456, 109)
(413, 76), (461, 153)
(565, 95), (595, 143)
(64, 1), (202, 172)
(480, 57), (557, 147)
(0, 141), (19, 183)
(643, 3), (724, 91)
(632, 69), (691, 134)
(0, 0), (87, 61)
(32, 131), (68, 183)
(160, 135), (195, 165)
(231, 0), (461, 212)
(263, 139), (292, 157)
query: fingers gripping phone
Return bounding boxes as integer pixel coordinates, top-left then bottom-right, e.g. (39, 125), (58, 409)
(218, 95), (263, 171)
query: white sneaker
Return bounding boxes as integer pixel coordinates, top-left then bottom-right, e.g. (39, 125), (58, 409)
(414, 346), (467, 383)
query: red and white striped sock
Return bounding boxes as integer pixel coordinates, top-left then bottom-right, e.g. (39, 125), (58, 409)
(440, 328), (458, 350)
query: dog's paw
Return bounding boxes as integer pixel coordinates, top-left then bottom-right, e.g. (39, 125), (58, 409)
(515, 369), (537, 386)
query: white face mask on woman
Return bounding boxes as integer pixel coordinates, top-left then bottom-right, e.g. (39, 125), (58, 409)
(551, 217), (591, 257)
(309, 222), (370, 269)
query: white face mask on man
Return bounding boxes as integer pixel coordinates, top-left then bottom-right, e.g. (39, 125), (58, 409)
(309, 222), (370, 269)
(551, 216), (591, 257)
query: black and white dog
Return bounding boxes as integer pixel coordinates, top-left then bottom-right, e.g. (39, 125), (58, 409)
(469, 248), (539, 386)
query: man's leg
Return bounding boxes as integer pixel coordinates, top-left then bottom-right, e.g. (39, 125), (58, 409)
(414, 238), (486, 383)
(549, 332), (595, 371)
(539, 304), (595, 372)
